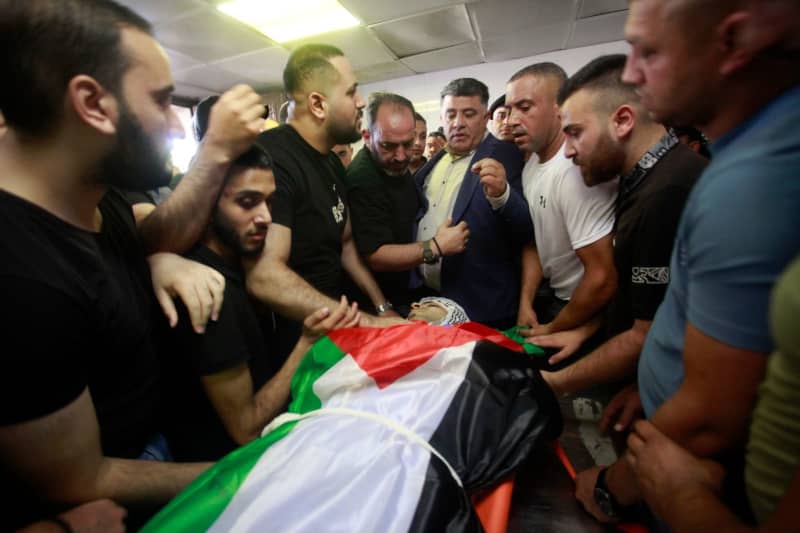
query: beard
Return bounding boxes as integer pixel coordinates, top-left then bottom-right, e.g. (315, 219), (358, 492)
(211, 212), (265, 258)
(328, 112), (362, 144)
(579, 132), (626, 187)
(96, 99), (173, 191)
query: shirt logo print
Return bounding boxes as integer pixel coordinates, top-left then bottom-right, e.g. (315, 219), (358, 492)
(332, 195), (345, 224)
(632, 267), (670, 284)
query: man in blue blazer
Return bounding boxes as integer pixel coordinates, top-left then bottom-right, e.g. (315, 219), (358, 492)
(414, 78), (533, 329)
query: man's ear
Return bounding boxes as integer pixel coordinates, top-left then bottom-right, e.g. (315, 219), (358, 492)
(308, 91), (327, 121)
(611, 104), (636, 141)
(66, 75), (118, 135)
(717, 11), (755, 76)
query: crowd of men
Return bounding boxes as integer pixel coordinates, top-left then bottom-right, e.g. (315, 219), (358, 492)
(0, 0), (797, 531)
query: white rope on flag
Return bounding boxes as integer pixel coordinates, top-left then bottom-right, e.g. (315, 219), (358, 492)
(261, 407), (464, 488)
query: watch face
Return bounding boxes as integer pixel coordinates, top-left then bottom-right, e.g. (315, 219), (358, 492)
(593, 487), (618, 518)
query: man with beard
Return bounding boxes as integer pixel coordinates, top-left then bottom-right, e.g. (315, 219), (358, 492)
(0, 1), (265, 529)
(506, 62), (617, 347)
(571, 0), (800, 525)
(489, 95), (514, 143)
(163, 144), (359, 461)
(344, 92), (468, 315)
(248, 44), (399, 359)
(533, 54), (706, 405)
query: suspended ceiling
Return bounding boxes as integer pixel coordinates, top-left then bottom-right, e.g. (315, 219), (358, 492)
(117, 0), (629, 101)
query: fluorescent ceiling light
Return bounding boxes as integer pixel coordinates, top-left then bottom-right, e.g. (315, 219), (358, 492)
(218, 0), (360, 43)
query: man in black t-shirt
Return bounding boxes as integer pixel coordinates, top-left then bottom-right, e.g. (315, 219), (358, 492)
(344, 92), (469, 315)
(165, 145), (358, 461)
(533, 55), (705, 399)
(0, 2), (265, 529)
(249, 44), (402, 357)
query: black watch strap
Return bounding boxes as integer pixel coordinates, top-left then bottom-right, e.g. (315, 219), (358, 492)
(594, 467), (622, 518)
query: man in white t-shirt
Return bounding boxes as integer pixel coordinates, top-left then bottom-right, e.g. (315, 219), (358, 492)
(506, 62), (617, 346)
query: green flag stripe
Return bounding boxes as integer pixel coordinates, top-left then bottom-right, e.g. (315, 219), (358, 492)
(142, 337), (348, 532)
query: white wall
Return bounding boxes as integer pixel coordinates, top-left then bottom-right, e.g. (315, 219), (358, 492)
(359, 40), (631, 131)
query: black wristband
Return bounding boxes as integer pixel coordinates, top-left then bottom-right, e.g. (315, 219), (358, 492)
(431, 237), (443, 257)
(48, 516), (73, 533)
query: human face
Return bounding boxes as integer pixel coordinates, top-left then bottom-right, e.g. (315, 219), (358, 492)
(561, 90), (626, 187)
(211, 166), (276, 258)
(492, 106), (514, 142)
(102, 28), (184, 190)
(506, 75), (561, 159)
(332, 144), (353, 167)
(366, 104), (415, 176)
(424, 135), (445, 158)
(411, 119), (427, 163)
(440, 94), (489, 155)
(325, 56), (366, 144)
(407, 301), (447, 323)
(622, 0), (717, 128)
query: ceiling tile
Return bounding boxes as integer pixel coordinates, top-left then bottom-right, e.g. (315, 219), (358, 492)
(469, 0), (577, 39)
(173, 82), (220, 100)
(371, 5), (475, 58)
(577, 0), (628, 18)
(154, 8), (276, 62)
(355, 61), (417, 85)
(286, 27), (396, 70)
(116, 0), (206, 24)
(482, 23), (570, 62)
(164, 47), (202, 72)
(401, 41), (484, 73)
(567, 10), (627, 48)
(210, 47), (289, 88)
(173, 64), (260, 93)
(339, 0), (467, 25)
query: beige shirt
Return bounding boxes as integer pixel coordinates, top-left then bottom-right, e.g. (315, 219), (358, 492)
(417, 150), (474, 290)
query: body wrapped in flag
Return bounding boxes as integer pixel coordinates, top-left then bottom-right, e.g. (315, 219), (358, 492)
(144, 322), (561, 532)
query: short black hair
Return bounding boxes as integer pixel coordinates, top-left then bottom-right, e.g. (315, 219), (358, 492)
(283, 43), (344, 98)
(193, 95), (219, 142)
(557, 54), (636, 112)
(440, 78), (490, 107)
(489, 95), (506, 116)
(508, 62), (568, 93)
(428, 131), (446, 140)
(232, 143), (273, 171)
(366, 92), (415, 132)
(414, 112), (426, 123)
(0, 0), (152, 138)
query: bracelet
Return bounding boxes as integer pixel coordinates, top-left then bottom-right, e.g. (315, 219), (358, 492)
(47, 516), (73, 533)
(375, 301), (394, 314)
(431, 237), (443, 257)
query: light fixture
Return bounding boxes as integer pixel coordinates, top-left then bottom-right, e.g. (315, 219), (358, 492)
(218, 0), (360, 43)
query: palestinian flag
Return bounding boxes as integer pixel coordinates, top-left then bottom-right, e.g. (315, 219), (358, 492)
(143, 322), (561, 532)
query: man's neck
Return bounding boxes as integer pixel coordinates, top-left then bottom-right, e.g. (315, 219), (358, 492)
(288, 116), (333, 154)
(536, 130), (565, 163)
(0, 131), (106, 230)
(622, 122), (669, 176)
(700, 66), (800, 141)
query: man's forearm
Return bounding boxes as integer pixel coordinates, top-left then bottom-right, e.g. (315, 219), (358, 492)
(367, 242), (424, 272)
(247, 259), (339, 322)
(549, 326), (646, 395)
(549, 270), (615, 332)
(96, 458), (210, 507)
(659, 485), (753, 533)
(342, 241), (387, 308)
(139, 148), (231, 254)
(520, 243), (543, 308)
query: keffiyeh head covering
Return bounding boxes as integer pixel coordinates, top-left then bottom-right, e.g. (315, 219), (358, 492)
(417, 297), (469, 326)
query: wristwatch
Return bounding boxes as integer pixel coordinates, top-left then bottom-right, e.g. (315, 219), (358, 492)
(593, 467), (621, 518)
(375, 301), (394, 314)
(422, 240), (438, 265)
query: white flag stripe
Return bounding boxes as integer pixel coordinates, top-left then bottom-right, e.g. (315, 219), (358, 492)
(208, 341), (475, 533)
